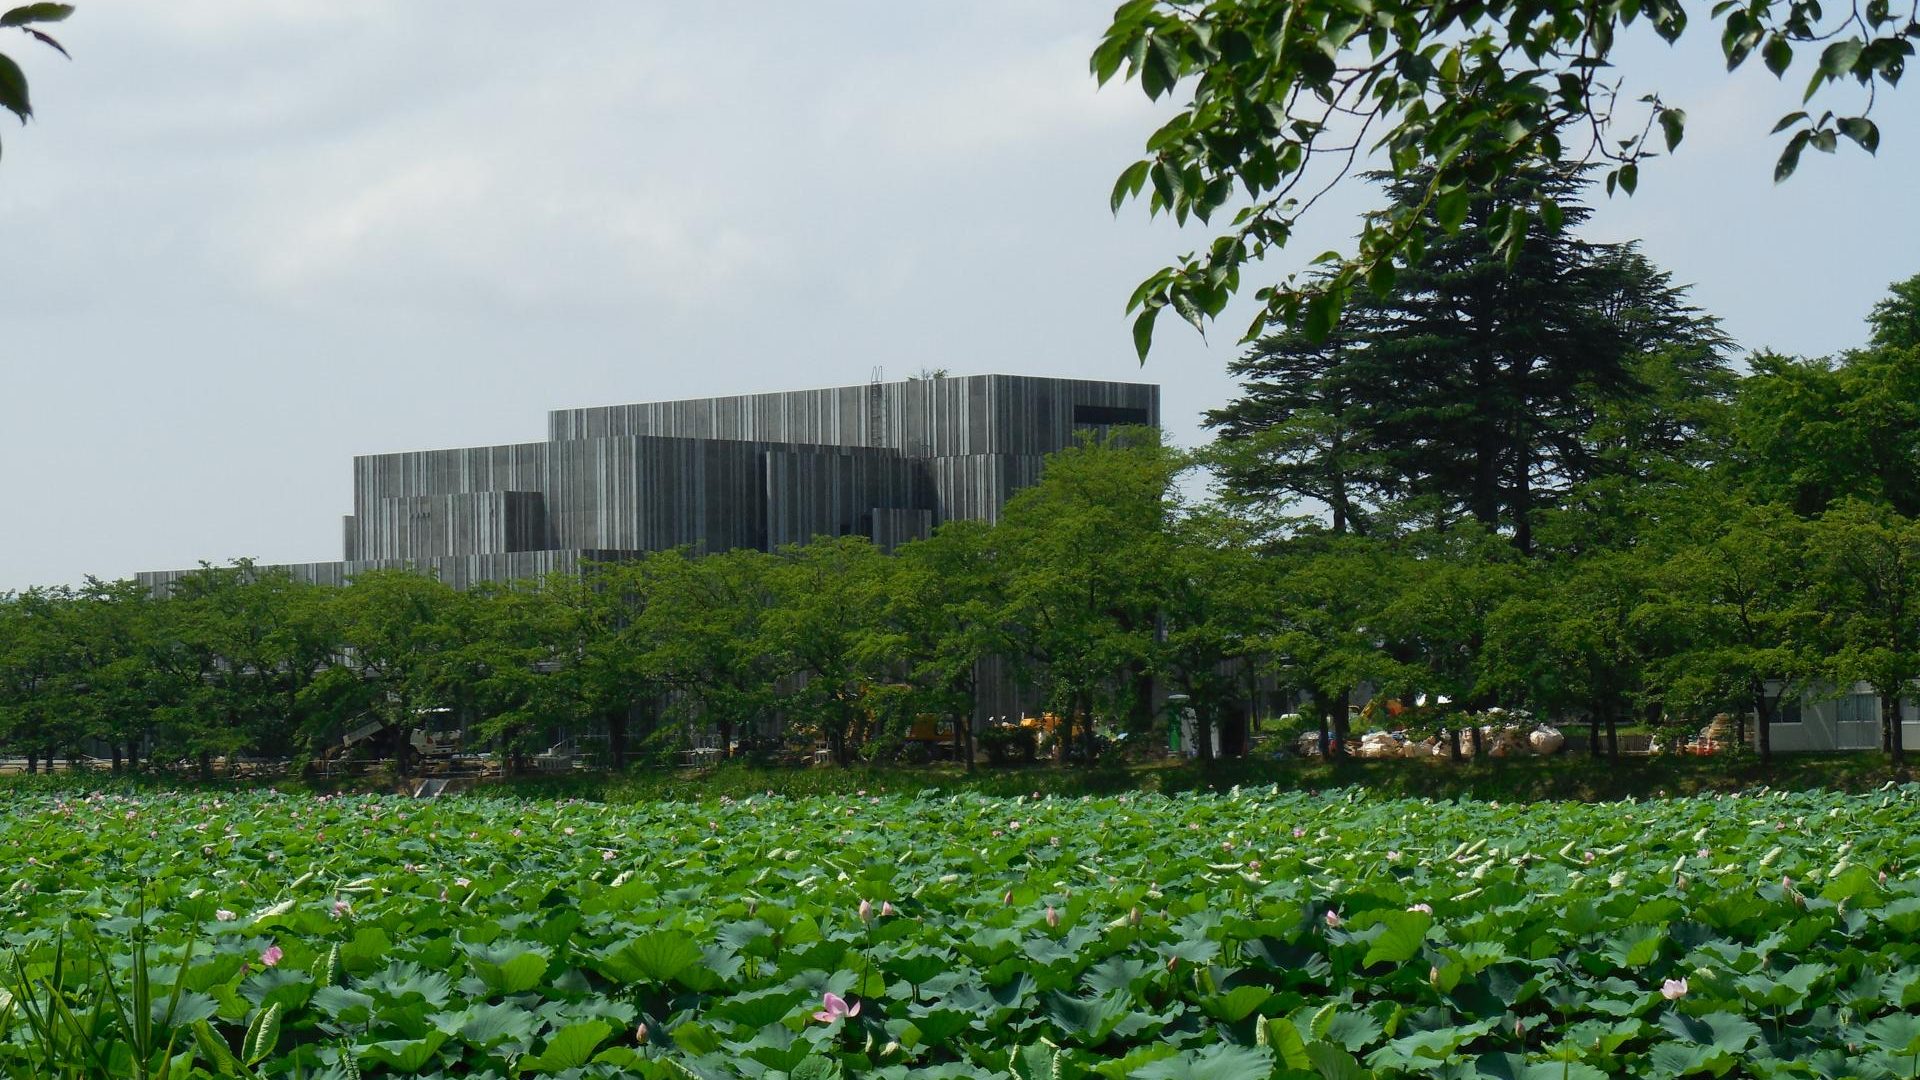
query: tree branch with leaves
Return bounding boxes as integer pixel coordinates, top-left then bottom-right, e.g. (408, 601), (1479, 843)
(1095, 0), (1913, 354)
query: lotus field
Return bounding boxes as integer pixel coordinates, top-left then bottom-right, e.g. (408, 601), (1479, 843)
(4, 787), (1920, 1079)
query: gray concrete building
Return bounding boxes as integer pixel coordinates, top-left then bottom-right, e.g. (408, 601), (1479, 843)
(138, 374), (1160, 592)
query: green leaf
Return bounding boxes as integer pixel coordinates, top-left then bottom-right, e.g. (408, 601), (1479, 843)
(789, 1056), (847, 1080)
(1046, 990), (1133, 1046)
(1837, 116), (1879, 153)
(318, 943), (342, 988)
(520, 1020), (613, 1073)
(191, 1020), (243, 1078)
(1435, 187), (1470, 231)
(0, 4), (74, 26)
(1818, 39), (1863, 75)
(1864, 1013), (1920, 1056)
(1646, 1041), (1736, 1077)
(1203, 985), (1273, 1023)
(0, 53), (29, 121)
(1111, 160), (1151, 214)
(445, 1002), (538, 1048)
(1361, 910), (1432, 966)
(1012, 1042), (1065, 1080)
(1258, 1016), (1315, 1071)
(1659, 1011), (1761, 1053)
(1763, 36), (1793, 76)
(1659, 108), (1686, 151)
(1132, 307), (1161, 362)
(359, 1030), (450, 1073)
(1304, 1040), (1371, 1080)
(242, 1002), (281, 1067)
(592, 932), (703, 986)
(1775, 130), (1810, 182)
(1538, 198), (1564, 234)
(1303, 287), (1346, 342)
(467, 945), (548, 996)
(1133, 1044), (1275, 1080)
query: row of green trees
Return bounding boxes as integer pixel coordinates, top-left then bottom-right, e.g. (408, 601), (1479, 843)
(0, 434), (1190, 774)
(3, 420), (1918, 772)
(4, 177), (1917, 774)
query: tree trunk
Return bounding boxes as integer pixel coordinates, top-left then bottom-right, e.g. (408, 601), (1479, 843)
(1329, 690), (1352, 762)
(1587, 713), (1602, 758)
(198, 750), (214, 782)
(111, 743), (123, 773)
(1312, 688), (1331, 759)
(1080, 693), (1098, 766)
(719, 718), (734, 763)
(1605, 711), (1620, 760)
(1750, 682), (1773, 768)
(1448, 726), (1463, 763)
(1467, 723), (1483, 762)
(1886, 693), (1907, 767)
(25, 750), (36, 775)
(606, 708), (628, 772)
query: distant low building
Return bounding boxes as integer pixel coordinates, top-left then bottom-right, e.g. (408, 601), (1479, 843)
(138, 373), (1160, 592)
(1760, 680), (1920, 752)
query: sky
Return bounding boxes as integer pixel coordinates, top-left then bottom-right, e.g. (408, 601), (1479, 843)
(2, 2), (1916, 591)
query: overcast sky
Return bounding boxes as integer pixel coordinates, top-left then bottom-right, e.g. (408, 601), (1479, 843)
(3, 2), (1916, 591)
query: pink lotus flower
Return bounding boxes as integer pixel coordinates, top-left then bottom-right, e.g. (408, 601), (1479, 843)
(1045, 905), (1059, 928)
(880, 901), (896, 917)
(812, 992), (861, 1023)
(601, 849), (616, 862)
(214, 909), (236, 921)
(1292, 827), (1306, 838)
(1661, 978), (1689, 1000)
(260, 945), (283, 967)
(859, 898), (874, 924)
(331, 899), (352, 919)
(1324, 909), (1343, 929)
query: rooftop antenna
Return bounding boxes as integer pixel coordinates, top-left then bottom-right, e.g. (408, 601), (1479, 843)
(868, 366), (885, 446)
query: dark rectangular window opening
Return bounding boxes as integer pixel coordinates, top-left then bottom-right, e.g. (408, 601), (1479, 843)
(1774, 695), (1802, 725)
(1074, 404), (1151, 426)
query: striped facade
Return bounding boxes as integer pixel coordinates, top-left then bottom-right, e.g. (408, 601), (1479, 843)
(139, 374), (1159, 587)
(134, 374), (1159, 729)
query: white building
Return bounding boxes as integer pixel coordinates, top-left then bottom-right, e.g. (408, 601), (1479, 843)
(1763, 680), (1920, 752)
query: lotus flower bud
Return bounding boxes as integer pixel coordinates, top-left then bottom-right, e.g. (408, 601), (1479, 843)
(1429, 965), (1441, 987)
(858, 898), (874, 924)
(636, 1023), (649, 1045)
(881, 901), (896, 917)
(1129, 905), (1142, 927)
(1045, 905), (1059, 928)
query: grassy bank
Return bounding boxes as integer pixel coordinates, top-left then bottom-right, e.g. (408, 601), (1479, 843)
(486, 751), (1910, 803)
(0, 750), (1906, 803)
